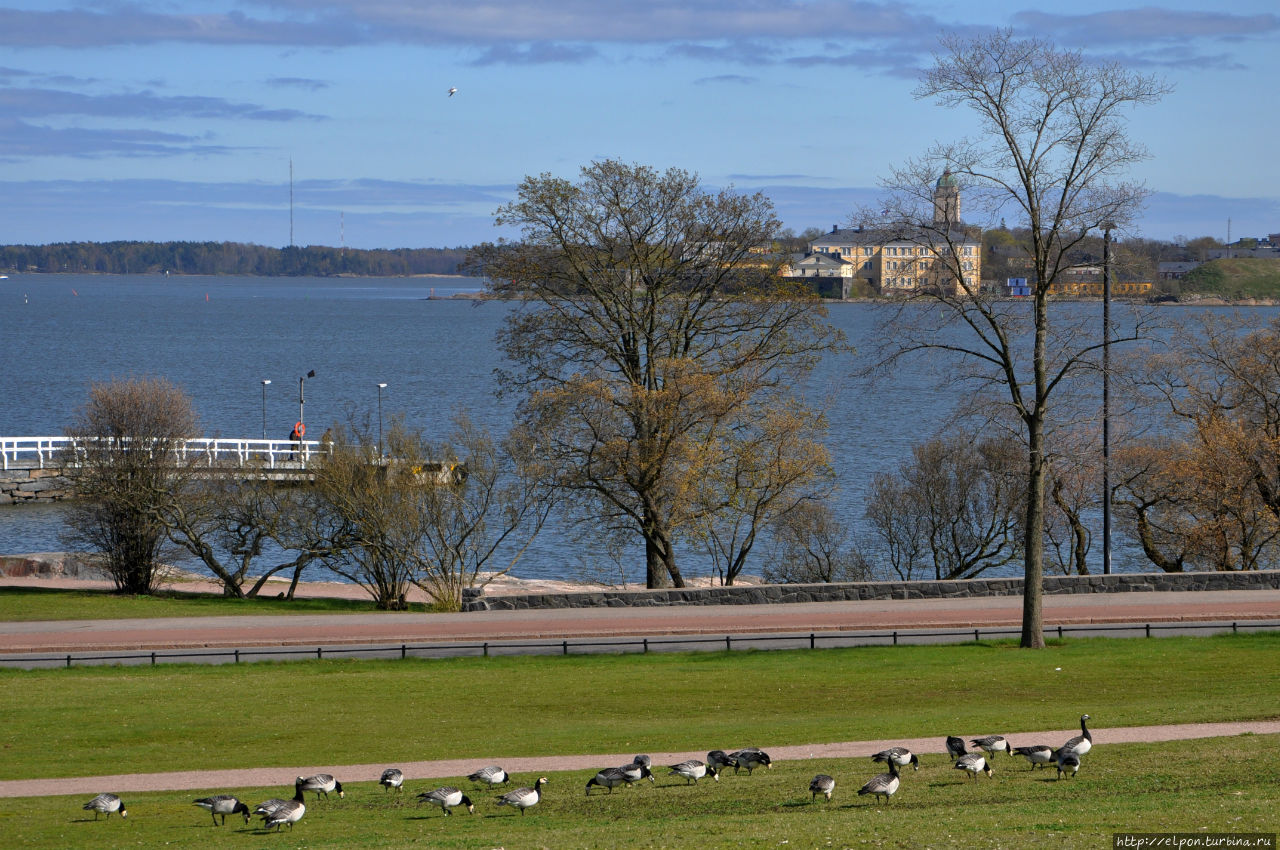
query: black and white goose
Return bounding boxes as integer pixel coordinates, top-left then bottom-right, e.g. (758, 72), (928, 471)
(729, 748), (772, 774)
(1054, 747), (1081, 780)
(378, 768), (404, 793)
(83, 793), (127, 820)
(496, 776), (547, 815)
(193, 795), (249, 825)
(297, 774), (344, 800)
(263, 784), (306, 832)
(1063, 714), (1093, 757)
(1012, 745), (1055, 770)
(586, 767), (631, 795)
(971, 735), (1013, 757)
(954, 752), (993, 780)
(417, 786), (475, 815)
(468, 765), (510, 786)
(618, 761), (656, 785)
(872, 747), (920, 771)
(254, 780), (304, 822)
(809, 774), (836, 802)
(858, 758), (901, 803)
(631, 754), (652, 769)
(706, 750), (736, 771)
(945, 736), (967, 759)
(668, 760), (719, 784)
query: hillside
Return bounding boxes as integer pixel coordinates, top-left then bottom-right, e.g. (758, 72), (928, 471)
(1179, 258), (1280, 299)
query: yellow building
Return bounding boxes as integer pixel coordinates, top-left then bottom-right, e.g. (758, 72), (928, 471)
(802, 173), (982, 296)
(1047, 280), (1154, 298)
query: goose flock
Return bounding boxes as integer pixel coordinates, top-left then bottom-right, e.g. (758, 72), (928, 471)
(79, 715), (1094, 830)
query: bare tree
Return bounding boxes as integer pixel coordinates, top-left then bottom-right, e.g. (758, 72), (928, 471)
(869, 31), (1168, 646)
(862, 434), (1024, 581)
(473, 160), (843, 588)
(61, 377), (200, 595)
(686, 400), (835, 585)
(760, 501), (870, 584)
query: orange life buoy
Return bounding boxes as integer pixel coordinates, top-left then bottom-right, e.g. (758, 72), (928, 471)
(294, 422), (306, 438)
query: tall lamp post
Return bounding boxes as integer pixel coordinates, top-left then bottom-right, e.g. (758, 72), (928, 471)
(1102, 222), (1114, 576)
(377, 383), (387, 458)
(298, 369), (315, 434)
(260, 379), (271, 440)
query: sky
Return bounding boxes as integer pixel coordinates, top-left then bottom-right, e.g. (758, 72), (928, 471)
(0, 1), (1277, 250)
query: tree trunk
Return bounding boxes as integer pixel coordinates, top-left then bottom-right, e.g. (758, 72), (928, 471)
(1021, 419), (1046, 648)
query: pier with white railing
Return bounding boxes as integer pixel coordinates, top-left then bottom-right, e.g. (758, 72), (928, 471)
(0, 436), (324, 504)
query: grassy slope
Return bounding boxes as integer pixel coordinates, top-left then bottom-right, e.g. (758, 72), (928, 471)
(0, 585), (433, 620)
(7, 735), (1278, 849)
(1182, 258), (1280, 298)
(3, 633), (1277, 780)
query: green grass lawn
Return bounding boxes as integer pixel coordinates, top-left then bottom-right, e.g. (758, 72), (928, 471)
(0, 584), (434, 621)
(6, 735), (1278, 849)
(2, 633), (1277, 781)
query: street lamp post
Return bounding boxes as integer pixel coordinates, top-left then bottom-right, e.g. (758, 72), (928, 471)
(1102, 222), (1114, 576)
(298, 369), (315, 433)
(377, 383), (387, 458)
(260, 379), (271, 440)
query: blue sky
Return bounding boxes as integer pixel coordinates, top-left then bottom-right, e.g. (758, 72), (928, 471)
(1, 1), (1277, 250)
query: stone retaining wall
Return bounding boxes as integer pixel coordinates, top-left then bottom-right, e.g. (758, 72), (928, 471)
(0, 469), (73, 504)
(461, 570), (1280, 611)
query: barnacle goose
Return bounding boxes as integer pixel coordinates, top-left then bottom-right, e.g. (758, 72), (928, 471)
(946, 736), (968, 759)
(954, 752), (993, 779)
(468, 765), (509, 786)
(259, 782), (306, 832)
(971, 735), (1013, 757)
(729, 748), (772, 774)
(706, 750), (736, 771)
(82, 793), (127, 820)
(618, 761), (655, 785)
(1063, 714), (1093, 757)
(417, 786), (475, 815)
(809, 774), (836, 802)
(586, 767), (631, 795)
(871, 747), (920, 771)
(1054, 747), (1082, 780)
(858, 758), (901, 803)
(297, 774), (344, 800)
(254, 779), (304, 822)
(1012, 745), (1055, 770)
(668, 760), (719, 784)
(193, 795), (249, 825)
(378, 768), (404, 793)
(496, 776), (547, 815)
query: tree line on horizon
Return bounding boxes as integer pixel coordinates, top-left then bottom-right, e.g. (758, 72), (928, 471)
(0, 241), (472, 277)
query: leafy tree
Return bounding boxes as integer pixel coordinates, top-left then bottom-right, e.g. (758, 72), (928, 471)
(472, 160), (842, 588)
(760, 501), (870, 584)
(868, 31), (1168, 646)
(61, 377), (200, 594)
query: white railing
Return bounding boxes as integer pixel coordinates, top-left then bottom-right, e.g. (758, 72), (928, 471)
(1, 436), (323, 471)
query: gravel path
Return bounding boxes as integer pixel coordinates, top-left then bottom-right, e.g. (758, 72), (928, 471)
(3, 721), (1276, 798)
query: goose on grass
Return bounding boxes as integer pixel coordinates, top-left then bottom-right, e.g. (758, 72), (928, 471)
(193, 795), (249, 826)
(667, 760), (719, 785)
(954, 752), (993, 780)
(857, 758), (901, 803)
(467, 765), (509, 786)
(618, 761), (656, 785)
(82, 793), (127, 820)
(809, 774), (836, 802)
(254, 779), (304, 822)
(586, 767), (631, 795)
(946, 736), (967, 759)
(1012, 745), (1055, 770)
(297, 774), (344, 800)
(1054, 747), (1081, 780)
(729, 748), (772, 774)
(259, 782), (306, 832)
(496, 777), (547, 815)
(1063, 714), (1093, 757)
(378, 768), (404, 793)
(417, 787), (475, 815)
(871, 747), (920, 771)
(971, 735), (1013, 757)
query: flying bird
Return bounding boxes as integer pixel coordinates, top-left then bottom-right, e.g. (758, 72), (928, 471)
(448, 87), (458, 97)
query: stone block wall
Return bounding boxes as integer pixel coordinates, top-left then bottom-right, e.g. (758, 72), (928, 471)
(0, 468), (73, 504)
(461, 570), (1280, 612)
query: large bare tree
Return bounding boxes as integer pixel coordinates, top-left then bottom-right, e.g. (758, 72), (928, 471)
(61, 377), (201, 595)
(869, 31), (1168, 646)
(473, 160), (842, 588)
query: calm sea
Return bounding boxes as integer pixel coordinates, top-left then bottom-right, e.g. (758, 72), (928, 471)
(0, 274), (1227, 583)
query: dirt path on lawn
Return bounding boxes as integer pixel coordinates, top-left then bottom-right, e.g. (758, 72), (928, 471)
(2, 720), (1276, 799)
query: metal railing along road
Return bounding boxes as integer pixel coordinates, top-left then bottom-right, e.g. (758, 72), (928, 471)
(1, 435), (322, 471)
(2, 619), (1275, 669)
